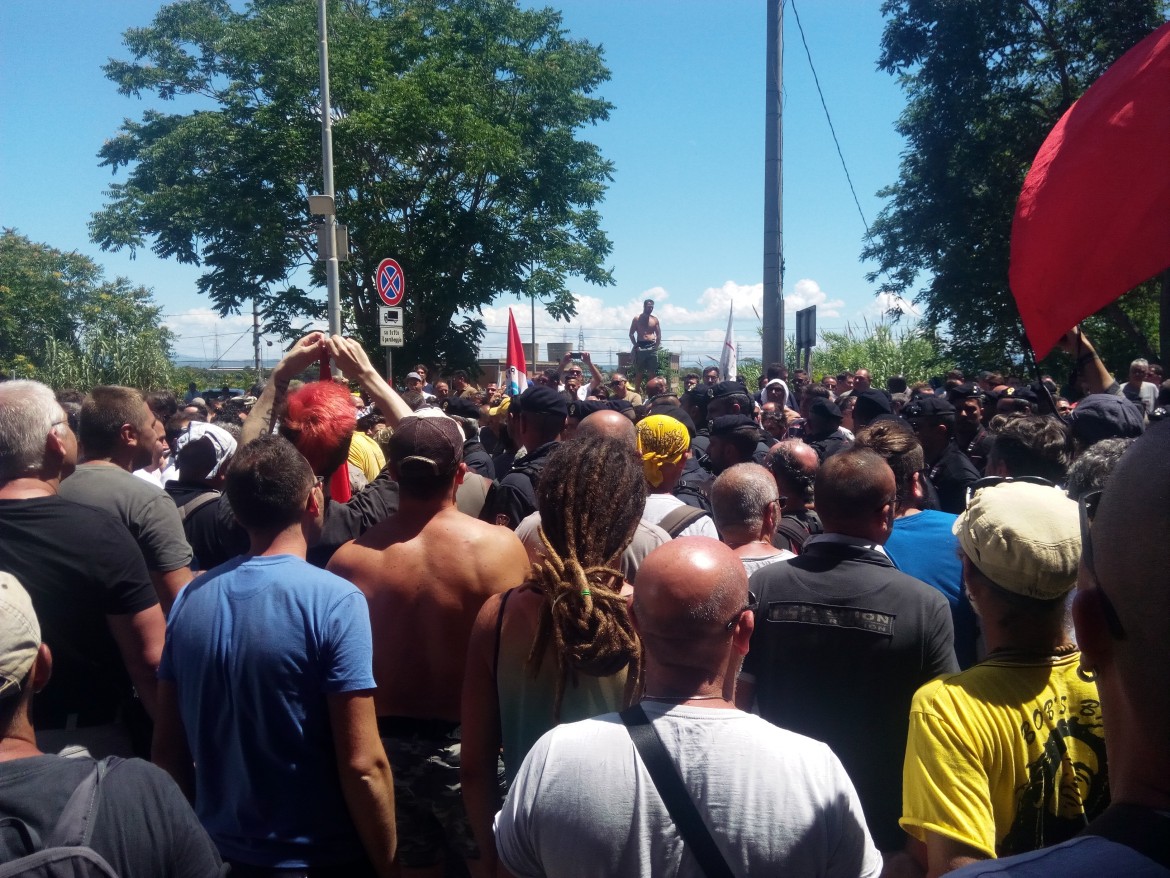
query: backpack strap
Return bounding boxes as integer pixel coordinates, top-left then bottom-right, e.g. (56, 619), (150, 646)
(46, 757), (121, 848)
(619, 706), (735, 878)
(658, 505), (706, 539)
(177, 491), (220, 523)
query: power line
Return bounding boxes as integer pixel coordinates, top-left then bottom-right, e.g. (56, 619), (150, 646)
(789, 0), (870, 233)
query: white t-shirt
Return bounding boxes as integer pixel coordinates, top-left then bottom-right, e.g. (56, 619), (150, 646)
(642, 493), (719, 539)
(496, 701), (883, 878)
(739, 551), (794, 576)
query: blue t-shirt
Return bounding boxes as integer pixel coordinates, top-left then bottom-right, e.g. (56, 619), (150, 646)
(159, 554), (376, 867)
(950, 834), (1169, 877)
(885, 510), (980, 669)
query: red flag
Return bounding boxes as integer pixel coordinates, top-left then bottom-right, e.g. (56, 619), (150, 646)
(1010, 22), (1170, 359)
(505, 308), (529, 397)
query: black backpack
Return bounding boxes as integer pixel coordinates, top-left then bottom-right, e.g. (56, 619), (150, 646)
(0, 758), (121, 877)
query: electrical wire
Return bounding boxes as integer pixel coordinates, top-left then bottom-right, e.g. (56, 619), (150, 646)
(789, 0), (870, 233)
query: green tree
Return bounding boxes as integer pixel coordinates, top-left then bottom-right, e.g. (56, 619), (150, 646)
(810, 320), (949, 386)
(0, 229), (174, 388)
(864, 0), (1166, 372)
(91, 0), (615, 372)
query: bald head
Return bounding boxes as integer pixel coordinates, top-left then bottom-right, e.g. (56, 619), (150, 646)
(767, 439), (819, 508)
(712, 463), (780, 538)
(633, 538), (749, 674)
(577, 409), (636, 445)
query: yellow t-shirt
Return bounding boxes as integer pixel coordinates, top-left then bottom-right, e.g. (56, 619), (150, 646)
(901, 652), (1108, 859)
(347, 430), (386, 484)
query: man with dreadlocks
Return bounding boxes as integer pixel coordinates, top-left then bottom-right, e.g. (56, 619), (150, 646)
(461, 435), (646, 877)
(327, 411), (528, 878)
(495, 538), (883, 877)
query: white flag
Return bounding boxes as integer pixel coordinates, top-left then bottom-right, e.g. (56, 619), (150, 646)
(719, 303), (737, 381)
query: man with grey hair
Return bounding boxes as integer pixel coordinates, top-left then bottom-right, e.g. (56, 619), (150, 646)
(1122, 357), (1158, 414)
(711, 462), (794, 574)
(58, 385), (193, 612)
(0, 380), (164, 757)
(496, 538), (882, 877)
(1064, 437), (1135, 501)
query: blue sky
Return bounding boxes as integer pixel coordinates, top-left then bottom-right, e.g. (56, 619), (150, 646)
(1, 1), (911, 367)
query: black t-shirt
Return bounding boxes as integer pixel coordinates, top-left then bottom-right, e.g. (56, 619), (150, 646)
(744, 541), (958, 851)
(0, 756), (226, 877)
(0, 497), (157, 728)
(928, 440), (981, 514)
(164, 482), (249, 572)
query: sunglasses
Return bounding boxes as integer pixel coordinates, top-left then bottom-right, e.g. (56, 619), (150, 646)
(566, 369), (583, 377)
(724, 591), (759, 631)
(1078, 490), (1125, 640)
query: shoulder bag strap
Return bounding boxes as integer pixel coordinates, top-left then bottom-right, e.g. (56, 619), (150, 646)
(658, 505), (706, 539)
(619, 705), (735, 878)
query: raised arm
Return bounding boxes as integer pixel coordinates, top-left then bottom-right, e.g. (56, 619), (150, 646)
(1055, 326), (1118, 396)
(242, 332), (327, 445)
(582, 351), (603, 393)
(326, 336), (413, 428)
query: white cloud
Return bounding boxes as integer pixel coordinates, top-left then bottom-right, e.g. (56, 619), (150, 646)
(164, 308), (278, 361)
(868, 291), (921, 318)
(469, 278), (846, 361)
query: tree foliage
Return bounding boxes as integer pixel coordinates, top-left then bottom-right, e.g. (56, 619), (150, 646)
(810, 320), (948, 386)
(865, 0), (1167, 372)
(0, 230), (174, 388)
(91, 0), (615, 371)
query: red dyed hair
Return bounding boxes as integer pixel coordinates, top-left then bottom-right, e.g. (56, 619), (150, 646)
(280, 380), (355, 475)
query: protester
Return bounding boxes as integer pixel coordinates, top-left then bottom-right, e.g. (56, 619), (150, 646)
(58, 384), (194, 612)
(765, 439), (823, 553)
(154, 435), (396, 876)
(711, 462), (794, 573)
(0, 571), (227, 876)
(856, 419), (980, 669)
(327, 412), (528, 876)
(636, 414), (719, 539)
(901, 481), (1106, 876)
(514, 411), (670, 583)
(162, 420), (248, 572)
(495, 538), (882, 878)
(984, 414), (1072, 484)
(479, 383), (566, 529)
(740, 449), (958, 852)
(0, 380), (164, 758)
(628, 298), (661, 389)
(462, 435), (645, 875)
(948, 422), (1169, 877)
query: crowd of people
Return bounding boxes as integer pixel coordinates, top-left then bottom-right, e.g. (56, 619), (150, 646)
(0, 325), (1168, 877)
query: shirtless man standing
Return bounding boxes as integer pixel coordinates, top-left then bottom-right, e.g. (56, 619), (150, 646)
(628, 298), (662, 391)
(327, 411), (529, 878)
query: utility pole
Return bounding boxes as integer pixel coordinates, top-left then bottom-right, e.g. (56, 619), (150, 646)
(762, 0), (784, 367)
(317, 0), (341, 339)
(253, 298), (261, 378)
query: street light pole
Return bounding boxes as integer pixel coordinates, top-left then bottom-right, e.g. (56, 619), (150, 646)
(317, 0), (341, 339)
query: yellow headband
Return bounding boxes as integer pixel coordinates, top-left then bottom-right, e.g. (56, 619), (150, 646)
(636, 415), (690, 487)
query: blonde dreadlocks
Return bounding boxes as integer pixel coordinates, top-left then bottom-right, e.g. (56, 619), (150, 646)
(526, 434), (646, 721)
